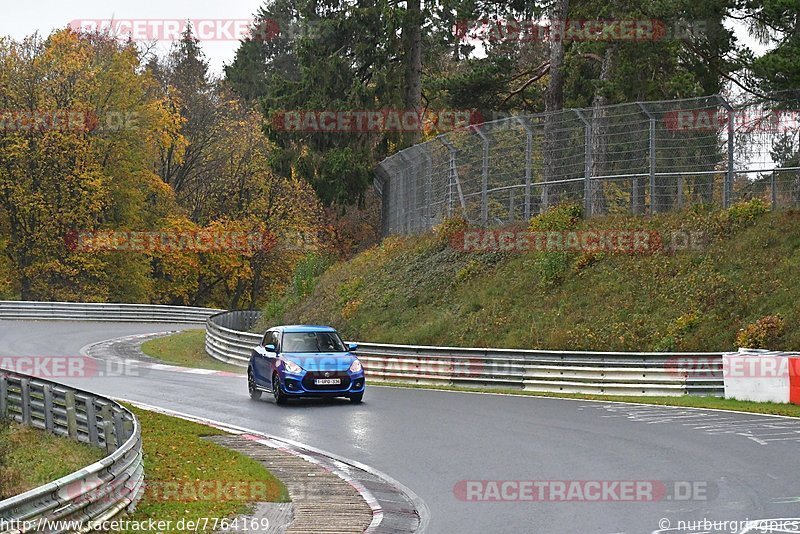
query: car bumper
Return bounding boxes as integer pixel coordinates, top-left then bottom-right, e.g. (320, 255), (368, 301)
(279, 370), (365, 397)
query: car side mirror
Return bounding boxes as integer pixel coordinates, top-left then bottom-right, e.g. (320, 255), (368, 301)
(347, 343), (358, 352)
(265, 344), (277, 353)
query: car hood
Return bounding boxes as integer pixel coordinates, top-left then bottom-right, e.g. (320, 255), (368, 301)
(283, 352), (357, 372)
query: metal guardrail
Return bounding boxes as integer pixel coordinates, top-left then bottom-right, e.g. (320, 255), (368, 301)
(206, 310), (724, 396)
(0, 301), (222, 323)
(0, 372), (144, 533)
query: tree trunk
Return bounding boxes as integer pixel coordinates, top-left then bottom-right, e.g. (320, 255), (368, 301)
(404, 0), (423, 144)
(589, 45), (616, 215)
(542, 0), (569, 211)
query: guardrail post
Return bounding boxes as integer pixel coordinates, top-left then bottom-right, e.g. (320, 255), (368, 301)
(0, 375), (7, 419)
(65, 390), (78, 440)
(20, 378), (31, 425)
(100, 405), (115, 453)
(43, 385), (54, 433)
(113, 411), (125, 448)
(86, 398), (99, 446)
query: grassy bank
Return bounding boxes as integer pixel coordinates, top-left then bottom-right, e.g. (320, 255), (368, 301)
(117, 407), (288, 532)
(259, 201), (800, 352)
(0, 421), (105, 498)
(0, 409), (288, 532)
(140, 330), (243, 373)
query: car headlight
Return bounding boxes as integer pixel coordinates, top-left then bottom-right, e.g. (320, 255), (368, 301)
(284, 360), (303, 374)
(349, 359), (363, 373)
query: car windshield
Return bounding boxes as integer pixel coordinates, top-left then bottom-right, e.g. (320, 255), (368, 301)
(282, 331), (346, 353)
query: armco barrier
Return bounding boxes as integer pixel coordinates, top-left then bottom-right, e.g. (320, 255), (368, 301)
(0, 372), (143, 532)
(0, 300), (222, 323)
(206, 310), (724, 396)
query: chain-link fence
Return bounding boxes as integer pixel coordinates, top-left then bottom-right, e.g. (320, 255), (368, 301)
(374, 94), (800, 235)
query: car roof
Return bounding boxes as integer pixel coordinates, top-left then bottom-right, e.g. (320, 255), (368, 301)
(276, 325), (338, 333)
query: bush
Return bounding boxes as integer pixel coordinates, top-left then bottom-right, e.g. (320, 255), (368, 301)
(434, 215), (469, 241)
(529, 203), (583, 231)
(736, 314), (785, 349)
(722, 199), (770, 229)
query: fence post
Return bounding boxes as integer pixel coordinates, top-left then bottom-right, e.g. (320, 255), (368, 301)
(439, 135), (466, 217)
(574, 110), (592, 217)
(516, 117), (534, 219)
(771, 170), (777, 209)
(637, 103), (656, 215)
(472, 126), (490, 226)
(423, 150), (433, 230)
(721, 97), (734, 208)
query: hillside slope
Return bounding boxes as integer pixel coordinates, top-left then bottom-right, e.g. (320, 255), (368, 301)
(260, 201), (800, 352)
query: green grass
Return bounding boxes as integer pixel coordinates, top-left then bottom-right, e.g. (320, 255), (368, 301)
(0, 421), (105, 498)
(264, 202), (800, 352)
(373, 382), (800, 418)
(116, 406), (289, 533)
(140, 330), (243, 373)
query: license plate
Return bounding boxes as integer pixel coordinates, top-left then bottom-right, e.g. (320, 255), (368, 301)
(314, 378), (341, 385)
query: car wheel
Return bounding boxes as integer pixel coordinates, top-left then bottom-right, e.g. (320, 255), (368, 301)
(248, 371), (261, 401)
(273, 374), (287, 405)
(350, 392), (363, 404)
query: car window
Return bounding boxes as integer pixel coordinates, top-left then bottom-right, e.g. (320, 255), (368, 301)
(282, 332), (346, 353)
(261, 331), (272, 346)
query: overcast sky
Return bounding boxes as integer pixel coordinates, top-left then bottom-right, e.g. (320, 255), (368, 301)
(1, 0), (770, 76)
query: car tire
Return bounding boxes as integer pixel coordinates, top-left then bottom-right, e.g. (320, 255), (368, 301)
(350, 392), (363, 404)
(248, 371), (261, 400)
(273, 374), (287, 405)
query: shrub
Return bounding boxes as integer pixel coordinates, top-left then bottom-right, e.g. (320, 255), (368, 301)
(736, 314), (785, 349)
(529, 203), (583, 231)
(722, 199), (770, 229)
(434, 215), (469, 241)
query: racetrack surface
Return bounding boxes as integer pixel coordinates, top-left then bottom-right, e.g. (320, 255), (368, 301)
(1, 320), (799, 534)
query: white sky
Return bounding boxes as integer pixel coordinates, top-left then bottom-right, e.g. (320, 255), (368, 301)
(0, 1), (770, 75)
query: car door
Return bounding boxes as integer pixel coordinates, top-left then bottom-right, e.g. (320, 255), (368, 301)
(252, 330), (275, 383)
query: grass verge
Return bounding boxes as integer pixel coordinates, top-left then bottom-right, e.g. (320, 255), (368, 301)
(0, 408), (289, 532)
(140, 330), (243, 373)
(114, 406), (289, 533)
(374, 381), (800, 417)
(0, 421), (105, 498)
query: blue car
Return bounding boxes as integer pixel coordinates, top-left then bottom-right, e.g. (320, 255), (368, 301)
(247, 325), (365, 404)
